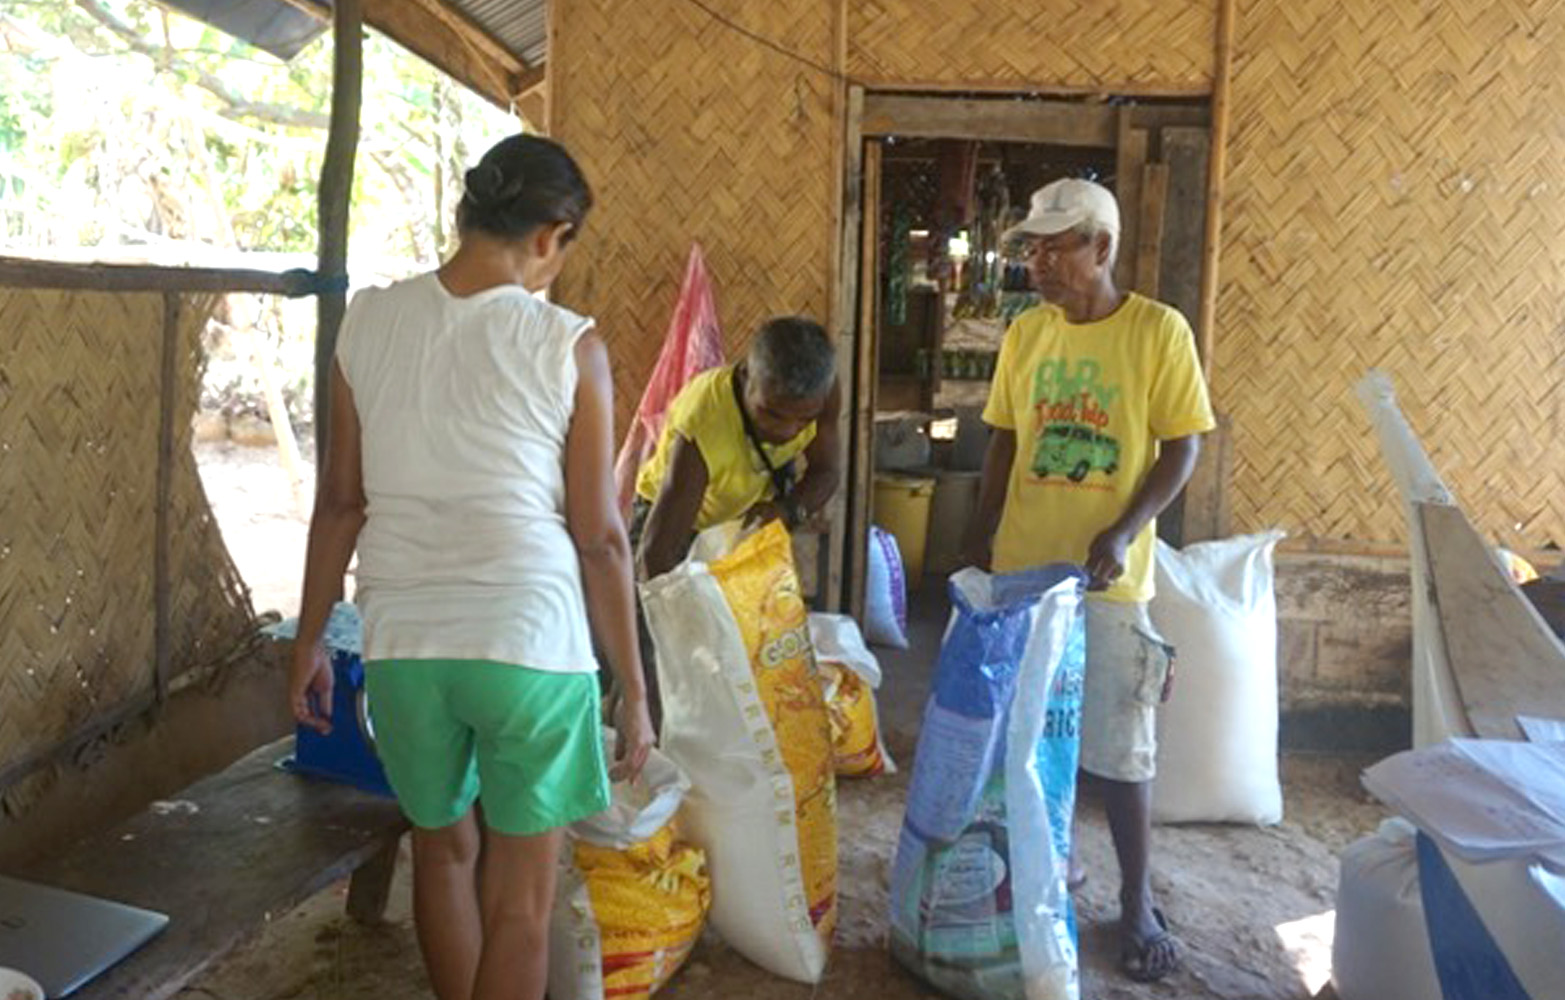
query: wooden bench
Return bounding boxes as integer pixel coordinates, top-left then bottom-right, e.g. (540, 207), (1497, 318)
(13, 736), (408, 1000)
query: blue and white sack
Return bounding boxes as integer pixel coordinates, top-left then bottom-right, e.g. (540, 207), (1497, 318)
(889, 566), (1086, 1000)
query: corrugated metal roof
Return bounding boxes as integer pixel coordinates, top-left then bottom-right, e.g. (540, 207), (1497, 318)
(157, 0), (329, 61)
(450, 0), (550, 69)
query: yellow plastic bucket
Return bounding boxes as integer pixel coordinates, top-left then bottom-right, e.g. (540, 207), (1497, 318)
(873, 473), (936, 586)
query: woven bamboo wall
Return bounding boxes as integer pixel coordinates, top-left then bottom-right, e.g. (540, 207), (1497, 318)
(0, 289), (253, 783)
(848, 0), (1213, 92)
(1217, 0), (1565, 548)
(549, 0), (839, 435)
(549, 0), (1565, 550)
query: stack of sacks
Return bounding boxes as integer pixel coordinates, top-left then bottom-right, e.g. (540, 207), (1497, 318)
(548, 741), (710, 1000)
(642, 521), (838, 983)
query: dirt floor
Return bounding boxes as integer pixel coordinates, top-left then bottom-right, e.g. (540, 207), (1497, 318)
(197, 439), (313, 620)
(187, 443), (1385, 1000)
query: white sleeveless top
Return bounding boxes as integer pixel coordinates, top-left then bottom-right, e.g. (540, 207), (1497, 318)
(336, 272), (598, 673)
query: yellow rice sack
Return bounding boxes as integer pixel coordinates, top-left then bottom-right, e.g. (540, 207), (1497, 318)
(820, 662), (890, 777)
(642, 520), (839, 983)
(549, 746), (711, 1000)
(810, 613), (896, 779)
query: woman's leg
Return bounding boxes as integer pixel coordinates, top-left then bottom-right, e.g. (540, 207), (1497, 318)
(471, 826), (566, 1000)
(365, 661), (486, 1000)
(410, 811), (484, 1000)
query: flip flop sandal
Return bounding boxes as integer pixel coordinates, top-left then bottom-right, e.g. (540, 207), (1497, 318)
(1120, 907), (1180, 984)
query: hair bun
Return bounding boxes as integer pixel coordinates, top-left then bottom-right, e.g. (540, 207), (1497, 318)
(465, 162), (505, 204)
(496, 170), (527, 202)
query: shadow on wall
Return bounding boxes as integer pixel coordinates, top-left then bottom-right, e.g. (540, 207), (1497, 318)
(0, 649), (292, 868)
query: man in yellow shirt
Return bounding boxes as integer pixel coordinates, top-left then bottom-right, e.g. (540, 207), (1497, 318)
(962, 178), (1215, 983)
(635, 315), (841, 579)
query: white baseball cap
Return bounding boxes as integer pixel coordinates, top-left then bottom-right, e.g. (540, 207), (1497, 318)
(1003, 178), (1120, 242)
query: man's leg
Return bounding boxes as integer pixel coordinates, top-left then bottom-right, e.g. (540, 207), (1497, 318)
(1100, 777), (1176, 979)
(1080, 600), (1178, 981)
(410, 813), (484, 1000)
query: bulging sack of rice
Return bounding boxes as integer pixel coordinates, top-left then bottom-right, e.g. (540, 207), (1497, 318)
(809, 612), (896, 777)
(889, 566), (1086, 1000)
(548, 741), (711, 1000)
(641, 521), (838, 983)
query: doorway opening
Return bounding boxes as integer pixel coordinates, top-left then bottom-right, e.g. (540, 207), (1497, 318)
(842, 93), (1213, 616)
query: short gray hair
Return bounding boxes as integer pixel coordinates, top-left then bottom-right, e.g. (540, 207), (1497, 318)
(748, 316), (835, 400)
(1077, 221), (1119, 271)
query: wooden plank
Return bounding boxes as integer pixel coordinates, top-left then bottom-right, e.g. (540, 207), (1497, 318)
(1114, 116), (1148, 292)
(359, 0), (535, 110)
(850, 140), (883, 623)
(863, 94), (1116, 146)
(1198, 0), (1237, 374)
(1178, 411), (1232, 544)
(863, 95), (1211, 146)
(516, 85), (547, 133)
(0, 257), (314, 295)
(824, 86), (866, 613)
(852, 78), (1211, 102)
(1134, 163), (1169, 297)
(21, 738), (409, 1000)
(1419, 501), (1565, 740)
(154, 293), (178, 703)
(314, 0), (364, 458)
(1159, 126), (1211, 348)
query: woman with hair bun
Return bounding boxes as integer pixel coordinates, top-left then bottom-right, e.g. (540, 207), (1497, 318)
(289, 134), (654, 1000)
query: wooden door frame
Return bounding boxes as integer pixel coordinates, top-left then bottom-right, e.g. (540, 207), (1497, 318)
(830, 88), (1227, 614)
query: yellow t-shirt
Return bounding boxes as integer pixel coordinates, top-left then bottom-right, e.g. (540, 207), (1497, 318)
(635, 366), (817, 530)
(983, 294), (1215, 602)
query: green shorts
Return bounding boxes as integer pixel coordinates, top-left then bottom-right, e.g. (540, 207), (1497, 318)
(364, 659), (610, 836)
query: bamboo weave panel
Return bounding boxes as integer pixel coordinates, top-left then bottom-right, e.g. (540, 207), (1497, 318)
(550, 0), (839, 436)
(848, 0), (1213, 91)
(1216, 0), (1565, 549)
(0, 289), (253, 781)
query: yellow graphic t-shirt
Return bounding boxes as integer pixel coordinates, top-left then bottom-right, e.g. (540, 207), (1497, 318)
(635, 366), (816, 530)
(983, 294), (1215, 603)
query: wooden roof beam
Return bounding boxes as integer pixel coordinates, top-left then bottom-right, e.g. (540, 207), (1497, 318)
(358, 0), (541, 112)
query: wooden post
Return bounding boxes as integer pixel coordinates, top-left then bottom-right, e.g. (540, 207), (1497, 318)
(346, 837), (401, 923)
(315, 0), (364, 460)
(1160, 127), (1212, 335)
(1113, 111), (1147, 292)
(1180, 412), (1233, 543)
(1135, 163), (1169, 298)
(1198, 0), (1237, 370)
(829, 86), (866, 615)
(154, 292), (179, 703)
(851, 140), (882, 622)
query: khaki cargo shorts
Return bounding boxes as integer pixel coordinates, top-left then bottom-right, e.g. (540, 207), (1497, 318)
(1079, 599), (1174, 784)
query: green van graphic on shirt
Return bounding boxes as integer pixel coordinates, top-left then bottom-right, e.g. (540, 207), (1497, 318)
(1033, 422), (1120, 482)
(1028, 358), (1121, 484)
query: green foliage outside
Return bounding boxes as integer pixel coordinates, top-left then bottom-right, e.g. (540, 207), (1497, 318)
(0, 0), (521, 435)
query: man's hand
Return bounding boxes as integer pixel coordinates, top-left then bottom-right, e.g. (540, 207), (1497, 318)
(611, 694), (656, 783)
(745, 501), (787, 528)
(1085, 525), (1134, 591)
(959, 533), (994, 572)
(289, 642), (334, 734)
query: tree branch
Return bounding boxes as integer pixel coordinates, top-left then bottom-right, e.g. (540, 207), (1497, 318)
(71, 0), (329, 130)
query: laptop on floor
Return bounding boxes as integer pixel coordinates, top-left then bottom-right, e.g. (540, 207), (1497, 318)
(0, 874), (168, 998)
